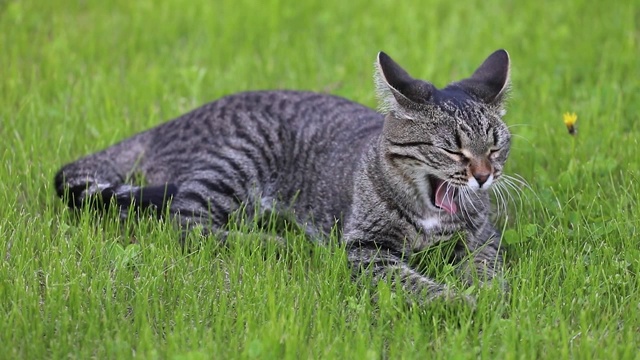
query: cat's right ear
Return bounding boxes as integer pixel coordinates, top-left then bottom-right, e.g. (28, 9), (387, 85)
(374, 52), (436, 118)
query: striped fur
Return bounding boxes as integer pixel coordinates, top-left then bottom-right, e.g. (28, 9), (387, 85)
(55, 50), (513, 305)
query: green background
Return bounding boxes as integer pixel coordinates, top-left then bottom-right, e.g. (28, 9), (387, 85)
(1, 0), (639, 358)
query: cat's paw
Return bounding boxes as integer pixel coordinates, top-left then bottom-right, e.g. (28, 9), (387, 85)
(442, 289), (477, 310)
(63, 182), (116, 209)
(413, 288), (477, 310)
(107, 185), (153, 218)
(414, 289), (477, 313)
(478, 274), (510, 295)
(487, 275), (510, 303)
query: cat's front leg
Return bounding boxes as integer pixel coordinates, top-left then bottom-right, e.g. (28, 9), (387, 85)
(347, 245), (476, 307)
(454, 223), (507, 292)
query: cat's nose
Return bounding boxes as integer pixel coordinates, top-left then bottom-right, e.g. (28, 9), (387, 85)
(473, 173), (490, 187)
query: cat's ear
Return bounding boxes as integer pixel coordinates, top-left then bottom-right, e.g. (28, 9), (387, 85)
(456, 49), (510, 106)
(375, 52), (436, 118)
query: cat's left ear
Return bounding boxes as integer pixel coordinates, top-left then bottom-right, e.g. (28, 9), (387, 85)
(456, 49), (510, 106)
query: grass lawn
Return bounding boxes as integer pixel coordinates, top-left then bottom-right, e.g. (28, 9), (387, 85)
(1, 0), (639, 358)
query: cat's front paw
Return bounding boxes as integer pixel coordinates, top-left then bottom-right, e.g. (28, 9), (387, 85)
(412, 287), (477, 310)
(485, 275), (510, 303)
(442, 289), (478, 309)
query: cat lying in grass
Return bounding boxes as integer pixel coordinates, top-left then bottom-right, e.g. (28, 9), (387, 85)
(56, 50), (515, 305)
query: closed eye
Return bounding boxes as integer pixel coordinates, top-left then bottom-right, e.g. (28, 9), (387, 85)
(387, 152), (429, 166)
(387, 139), (434, 148)
(440, 147), (465, 157)
(439, 148), (471, 164)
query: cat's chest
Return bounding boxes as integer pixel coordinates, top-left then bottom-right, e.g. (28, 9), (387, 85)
(413, 214), (462, 249)
(418, 208), (468, 234)
(419, 216), (442, 231)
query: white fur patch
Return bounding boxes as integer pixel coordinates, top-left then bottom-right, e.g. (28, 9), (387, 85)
(468, 173), (494, 190)
(419, 216), (441, 231)
(468, 177), (480, 190)
(260, 196), (275, 210)
(113, 184), (138, 196)
(483, 174), (494, 188)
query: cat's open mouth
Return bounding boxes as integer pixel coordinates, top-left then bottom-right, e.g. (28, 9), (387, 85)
(428, 175), (458, 215)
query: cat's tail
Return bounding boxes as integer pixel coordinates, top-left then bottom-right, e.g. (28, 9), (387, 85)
(54, 132), (177, 216)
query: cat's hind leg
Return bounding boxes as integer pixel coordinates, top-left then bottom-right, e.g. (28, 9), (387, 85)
(54, 133), (154, 213)
(100, 183), (179, 218)
(164, 173), (258, 237)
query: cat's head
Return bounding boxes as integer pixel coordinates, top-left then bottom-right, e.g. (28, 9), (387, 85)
(375, 50), (511, 215)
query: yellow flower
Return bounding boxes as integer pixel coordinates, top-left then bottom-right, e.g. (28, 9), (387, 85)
(563, 112), (577, 126)
(563, 112), (577, 135)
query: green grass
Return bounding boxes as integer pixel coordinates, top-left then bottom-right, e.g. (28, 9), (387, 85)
(1, 0), (639, 358)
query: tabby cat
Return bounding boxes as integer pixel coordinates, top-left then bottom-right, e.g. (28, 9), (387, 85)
(55, 50), (513, 304)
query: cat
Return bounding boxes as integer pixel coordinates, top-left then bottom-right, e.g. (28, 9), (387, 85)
(55, 50), (513, 305)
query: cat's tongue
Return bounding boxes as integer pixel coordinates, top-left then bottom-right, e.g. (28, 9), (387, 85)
(434, 180), (458, 215)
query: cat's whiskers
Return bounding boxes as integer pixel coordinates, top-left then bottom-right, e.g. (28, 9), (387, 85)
(457, 186), (473, 224)
(491, 173), (531, 219)
(465, 186), (481, 213)
(435, 180), (455, 223)
(506, 123), (530, 130)
(458, 185), (482, 228)
(503, 173), (532, 191)
(491, 181), (509, 219)
(509, 133), (531, 144)
(493, 181), (513, 214)
(498, 183), (511, 218)
(504, 124), (531, 144)
(499, 175), (528, 201)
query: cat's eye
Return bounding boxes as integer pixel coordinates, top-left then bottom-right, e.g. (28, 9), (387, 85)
(488, 147), (501, 158)
(440, 147), (466, 159)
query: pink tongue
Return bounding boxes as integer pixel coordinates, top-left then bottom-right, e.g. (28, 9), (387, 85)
(435, 180), (458, 214)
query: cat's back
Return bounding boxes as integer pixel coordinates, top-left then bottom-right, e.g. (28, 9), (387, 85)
(202, 90), (382, 131)
(142, 90), (384, 233)
(152, 90), (382, 147)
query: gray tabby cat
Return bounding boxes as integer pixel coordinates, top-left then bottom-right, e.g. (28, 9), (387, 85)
(55, 50), (512, 304)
